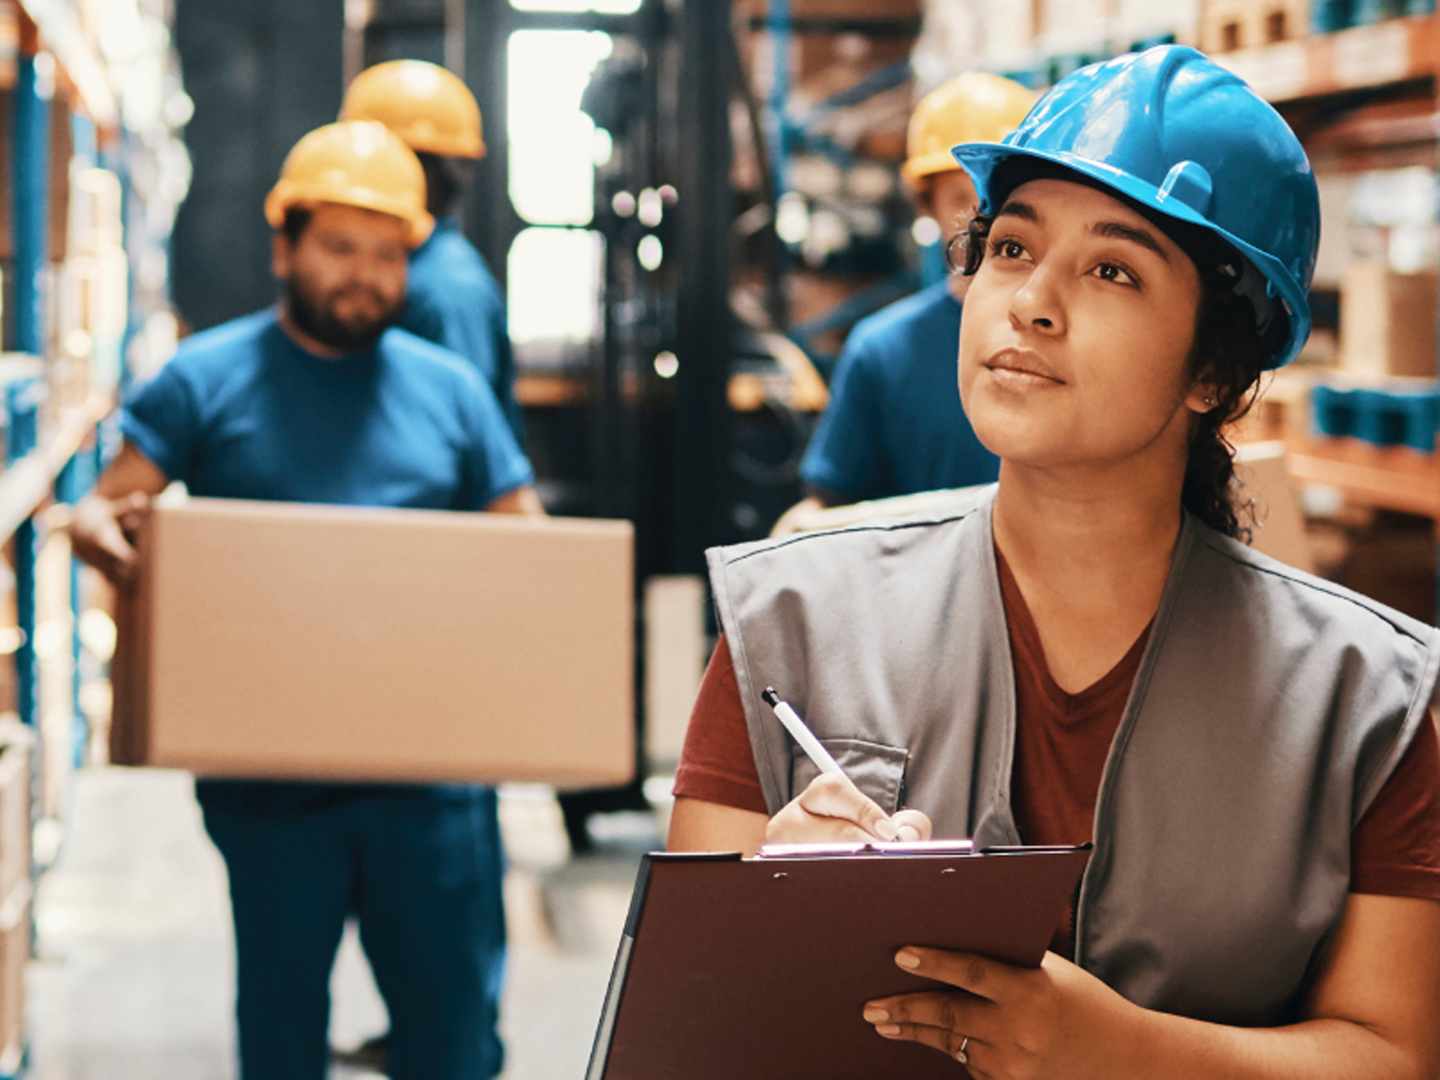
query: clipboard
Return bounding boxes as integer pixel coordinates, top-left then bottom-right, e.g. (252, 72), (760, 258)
(586, 842), (1091, 1080)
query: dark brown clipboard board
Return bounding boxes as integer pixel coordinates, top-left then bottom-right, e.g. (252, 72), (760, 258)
(586, 843), (1091, 1080)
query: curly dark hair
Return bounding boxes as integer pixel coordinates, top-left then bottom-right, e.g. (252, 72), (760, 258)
(947, 212), (1269, 539)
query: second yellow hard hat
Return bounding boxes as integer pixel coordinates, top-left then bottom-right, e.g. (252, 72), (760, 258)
(902, 72), (1035, 184)
(341, 60), (485, 160)
(264, 120), (435, 247)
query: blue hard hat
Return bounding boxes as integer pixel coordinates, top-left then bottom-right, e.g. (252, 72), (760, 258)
(951, 45), (1320, 368)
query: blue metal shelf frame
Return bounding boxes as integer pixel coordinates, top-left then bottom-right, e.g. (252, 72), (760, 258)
(766, 0), (792, 200)
(12, 51), (52, 738)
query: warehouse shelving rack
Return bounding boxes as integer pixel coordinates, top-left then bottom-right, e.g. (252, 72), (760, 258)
(0, 2), (186, 1070)
(1209, 10), (1440, 615)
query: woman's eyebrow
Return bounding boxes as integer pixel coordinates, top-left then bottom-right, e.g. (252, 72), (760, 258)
(993, 199), (1039, 223)
(1089, 220), (1170, 262)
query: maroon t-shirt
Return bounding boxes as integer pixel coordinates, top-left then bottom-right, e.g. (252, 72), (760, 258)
(675, 557), (1440, 955)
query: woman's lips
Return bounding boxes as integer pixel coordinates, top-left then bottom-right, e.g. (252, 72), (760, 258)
(984, 349), (1065, 390)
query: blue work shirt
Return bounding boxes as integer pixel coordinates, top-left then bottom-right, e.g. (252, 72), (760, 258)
(799, 281), (1000, 501)
(403, 218), (524, 443)
(122, 308), (535, 812)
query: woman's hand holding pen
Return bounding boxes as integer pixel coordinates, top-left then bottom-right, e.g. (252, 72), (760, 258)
(765, 772), (934, 845)
(862, 947), (1145, 1079)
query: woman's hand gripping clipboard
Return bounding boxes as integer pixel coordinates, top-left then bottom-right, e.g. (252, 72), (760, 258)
(587, 841), (1091, 1080)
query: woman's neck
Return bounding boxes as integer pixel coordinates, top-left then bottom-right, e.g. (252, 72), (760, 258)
(991, 457), (1186, 694)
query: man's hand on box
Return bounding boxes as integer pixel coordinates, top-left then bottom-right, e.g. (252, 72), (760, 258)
(70, 491), (152, 586)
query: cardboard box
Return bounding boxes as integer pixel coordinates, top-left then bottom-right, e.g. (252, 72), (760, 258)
(111, 498), (635, 787)
(0, 882), (27, 1077)
(1233, 441), (1316, 574)
(1200, 0), (1308, 51)
(0, 732), (29, 907)
(1339, 261), (1439, 380)
(1035, 0), (1112, 52)
(1116, 0), (1201, 47)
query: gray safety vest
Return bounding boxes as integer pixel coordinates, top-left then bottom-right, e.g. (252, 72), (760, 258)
(708, 487), (1440, 1026)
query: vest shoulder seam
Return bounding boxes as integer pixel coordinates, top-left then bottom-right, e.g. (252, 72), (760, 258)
(723, 501), (988, 567)
(1199, 532), (1435, 647)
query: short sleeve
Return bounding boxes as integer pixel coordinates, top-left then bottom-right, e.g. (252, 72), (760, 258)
(119, 360), (200, 484)
(455, 370), (534, 510)
(673, 634), (768, 815)
(1350, 715), (1440, 900)
(798, 336), (888, 500)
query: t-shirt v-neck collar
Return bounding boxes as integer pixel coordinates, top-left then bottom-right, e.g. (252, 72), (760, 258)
(994, 545), (1152, 714)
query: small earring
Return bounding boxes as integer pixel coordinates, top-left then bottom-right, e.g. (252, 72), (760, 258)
(1204, 394), (1217, 407)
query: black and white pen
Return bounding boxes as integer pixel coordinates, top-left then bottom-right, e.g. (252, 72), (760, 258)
(761, 687), (844, 777)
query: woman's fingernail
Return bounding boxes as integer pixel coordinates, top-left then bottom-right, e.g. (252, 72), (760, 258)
(875, 1024), (900, 1037)
(896, 949), (921, 969)
(863, 1007), (888, 1023)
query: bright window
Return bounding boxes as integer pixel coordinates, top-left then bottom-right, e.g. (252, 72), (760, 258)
(510, 0), (642, 12)
(507, 227), (604, 345)
(507, 30), (613, 227)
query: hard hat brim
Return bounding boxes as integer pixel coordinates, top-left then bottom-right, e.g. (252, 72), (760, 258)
(951, 141), (1310, 369)
(265, 180), (435, 248)
(901, 150), (966, 184)
(403, 128), (485, 159)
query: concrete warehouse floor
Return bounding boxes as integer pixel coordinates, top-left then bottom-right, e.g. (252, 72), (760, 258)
(24, 768), (659, 1079)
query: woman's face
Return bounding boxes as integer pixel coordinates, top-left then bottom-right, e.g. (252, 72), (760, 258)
(958, 178), (1209, 476)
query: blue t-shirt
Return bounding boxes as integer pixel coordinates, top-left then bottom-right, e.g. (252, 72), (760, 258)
(402, 218), (524, 443)
(799, 281), (1000, 501)
(123, 309), (532, 510)
(122, 309), (535, 813)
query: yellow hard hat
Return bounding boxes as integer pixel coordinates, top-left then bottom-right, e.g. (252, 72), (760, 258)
(340, 60), (485, 160)
(902, 72), (1035, 184)
(265, 120), (434, 247)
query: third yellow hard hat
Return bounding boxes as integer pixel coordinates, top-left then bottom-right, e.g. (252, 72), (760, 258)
(264, 120), (434, 247)
(341, 60), (485, 160)
(902, 72), (1035, 184)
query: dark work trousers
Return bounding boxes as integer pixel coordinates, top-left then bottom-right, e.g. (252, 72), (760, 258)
(202, 786), (506, 1080)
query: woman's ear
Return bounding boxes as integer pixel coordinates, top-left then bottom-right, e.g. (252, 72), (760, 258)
(1185, 381), (1220, 415)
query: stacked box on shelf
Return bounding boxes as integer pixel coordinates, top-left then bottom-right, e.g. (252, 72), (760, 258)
(1339, 260), (1438, 381)
(50, 166), (126, 414)
(913, 0), (1039, 91)
(979, 0), (1039, 72)
(0, 887), (23, 1079)
(1115, 0), (1202, 49)
(1311, 382), (1440, 451)
(1201, 0), (1310, 52)
(1035, 0), (1112, 80)
(0, 732), (30, 906)
(0, 729), (30, 1079)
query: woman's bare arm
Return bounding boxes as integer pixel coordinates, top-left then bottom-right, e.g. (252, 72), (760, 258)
(667, 796), (768, 856)
(865, 892), (1440, 1079)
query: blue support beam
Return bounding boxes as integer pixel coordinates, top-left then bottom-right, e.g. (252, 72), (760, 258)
(14, 53), (51, 357)
(56, 456), (88, 766)
(6, 380), (42, 735)
(766, 0), (791, 198)
(12, 51), (51, 737)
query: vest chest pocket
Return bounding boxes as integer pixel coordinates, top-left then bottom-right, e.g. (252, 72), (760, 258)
(789, 739), (910, 813)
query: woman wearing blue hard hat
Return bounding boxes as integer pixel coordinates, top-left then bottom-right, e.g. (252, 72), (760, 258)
(669, 44), (1440, 1075)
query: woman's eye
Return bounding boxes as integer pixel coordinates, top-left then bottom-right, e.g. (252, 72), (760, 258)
(1094, 262), (1136, 286)
(990, 238), (1026, 260)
